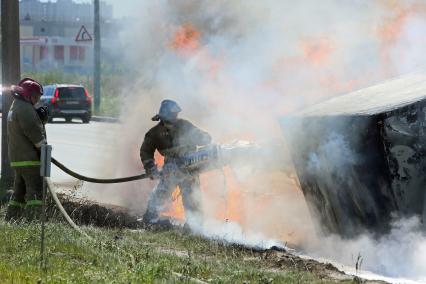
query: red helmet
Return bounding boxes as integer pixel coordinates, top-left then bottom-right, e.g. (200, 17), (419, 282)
(12, 78), (43, 98)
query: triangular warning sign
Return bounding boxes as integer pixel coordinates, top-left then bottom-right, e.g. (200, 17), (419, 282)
(75, 25), (93, 42)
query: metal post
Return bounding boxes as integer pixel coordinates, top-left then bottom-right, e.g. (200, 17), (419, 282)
(40, 177), (47, 271)
(1, 0), (21, 192)
(40, 144), (52, 271)
(93, 0), (101, 114)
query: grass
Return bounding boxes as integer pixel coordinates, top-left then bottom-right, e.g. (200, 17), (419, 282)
(0, 217), (347, 284)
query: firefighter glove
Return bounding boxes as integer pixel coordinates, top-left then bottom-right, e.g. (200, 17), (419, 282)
(36, 106), (50, 125)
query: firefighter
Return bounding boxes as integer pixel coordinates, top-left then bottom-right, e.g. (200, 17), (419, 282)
(5, 78), (47, 222)
(140, 99), (211, 229)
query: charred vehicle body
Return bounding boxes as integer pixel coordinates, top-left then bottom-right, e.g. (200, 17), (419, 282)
(281, 74), (426, 237)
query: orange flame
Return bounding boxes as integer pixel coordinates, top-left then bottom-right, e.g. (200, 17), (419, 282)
(220, 166), (245, 223)
(171, 23), (201, 54)
(375, 1), (424, 76)
(160, 187), (185, 221)
(377, 5), (414, 44)
(299, 37), (335, 66)
(159, 167), (245, 224)
(169, 23), (222, 77)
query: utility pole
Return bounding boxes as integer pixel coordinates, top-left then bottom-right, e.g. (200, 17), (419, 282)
(93, 0), (101, 114)
(1, 0), (21, 192)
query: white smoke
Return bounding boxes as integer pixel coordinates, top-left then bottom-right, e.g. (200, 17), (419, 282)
(307, 132), (359, 180)
(87, 0), (426, 281)
(197, 219), (286, 250)
(305, 217), (426, 282)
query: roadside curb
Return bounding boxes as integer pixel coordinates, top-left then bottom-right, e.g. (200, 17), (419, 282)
(0, 113), (120, 123)
(91, 116), (120, 123)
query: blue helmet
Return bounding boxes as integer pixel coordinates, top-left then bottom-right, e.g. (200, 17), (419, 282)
(152, 99), (182, 122)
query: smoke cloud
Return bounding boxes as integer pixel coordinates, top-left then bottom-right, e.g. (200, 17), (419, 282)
(85, 0), (426, 281)
(304, 217), (426, 282)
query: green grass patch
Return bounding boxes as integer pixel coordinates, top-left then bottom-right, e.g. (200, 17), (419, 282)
(0, 201), (353, 284)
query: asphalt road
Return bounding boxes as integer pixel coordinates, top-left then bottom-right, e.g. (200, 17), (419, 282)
(0, 119), (121, 184)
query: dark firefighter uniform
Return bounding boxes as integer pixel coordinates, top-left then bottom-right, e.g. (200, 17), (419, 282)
(140, 100), (211, 228)
(5, 78), (47, 222)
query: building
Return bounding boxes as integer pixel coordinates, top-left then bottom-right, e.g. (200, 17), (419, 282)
(18, 0), (113, 73)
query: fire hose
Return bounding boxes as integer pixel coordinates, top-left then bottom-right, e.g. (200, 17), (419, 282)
(45, 177), (93, 240)
(52, 145), (221, 184)
(44, 157), (150, 242)
(50, 141), (267, 184)
(46, 158), (151, 240)
(52, 157), (149, 183)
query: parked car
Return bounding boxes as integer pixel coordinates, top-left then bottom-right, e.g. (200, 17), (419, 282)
(38, 84), (92, 123)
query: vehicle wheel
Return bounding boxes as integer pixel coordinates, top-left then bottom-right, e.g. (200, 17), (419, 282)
(65, 117), (72, 123)
(82, 115), (90, 124)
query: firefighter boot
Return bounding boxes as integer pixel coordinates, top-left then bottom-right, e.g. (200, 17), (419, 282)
(25, 200), (43, 222)
(142, 210), (158, 226)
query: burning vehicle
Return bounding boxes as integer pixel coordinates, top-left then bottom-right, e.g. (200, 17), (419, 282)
(281, 74), (426, 237)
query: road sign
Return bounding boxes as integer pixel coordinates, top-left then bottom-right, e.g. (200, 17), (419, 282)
(75, 25), (92, 42)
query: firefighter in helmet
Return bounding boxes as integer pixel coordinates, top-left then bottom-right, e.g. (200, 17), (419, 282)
(5, 78), (47, 222)
(140, 99), (211, 229)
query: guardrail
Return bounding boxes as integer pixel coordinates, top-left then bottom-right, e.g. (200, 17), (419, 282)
(0, 113), (120, 123)
(91, 115), (120, 123)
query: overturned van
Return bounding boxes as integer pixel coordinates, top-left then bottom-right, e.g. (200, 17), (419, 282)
(281, 74), (426, 237)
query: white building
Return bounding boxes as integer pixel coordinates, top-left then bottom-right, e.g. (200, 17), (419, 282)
(18, 0), (113, 73)
(19, 0), (112, 26)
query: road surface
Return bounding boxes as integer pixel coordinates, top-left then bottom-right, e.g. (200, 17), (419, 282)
(0, 119), (124, 184)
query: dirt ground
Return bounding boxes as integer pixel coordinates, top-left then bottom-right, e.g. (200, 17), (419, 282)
(47, 193), (140, 228)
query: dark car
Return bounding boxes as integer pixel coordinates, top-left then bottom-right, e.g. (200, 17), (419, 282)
(38, 84), (92, 123)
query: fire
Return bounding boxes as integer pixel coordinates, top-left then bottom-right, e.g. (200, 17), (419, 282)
(377, 4), (414, 44)
(218, 166), (245, 223)
(200, 166), (311, 245)
(160, 186), (185, 221)
(159, 166), (245, 224)
(170, 23), (201, 54)
(153, 141), (312, 246)
(169, 23), (222, 77)
(154, 151), (165, 167)
(154, 151), (185, 220)
(299, 37), (335, 66)
(319, 76), (358, 94)
(375, 1), (426, 76)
